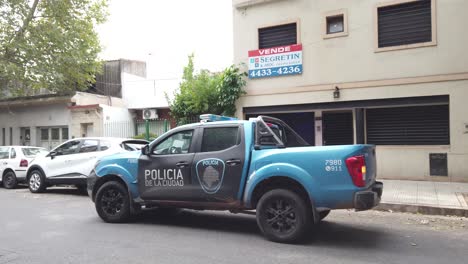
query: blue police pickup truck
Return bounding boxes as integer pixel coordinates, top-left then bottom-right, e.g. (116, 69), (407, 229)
(88, 115), (383, 243)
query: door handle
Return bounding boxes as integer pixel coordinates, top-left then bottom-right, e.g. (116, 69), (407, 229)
(226, 159), (241, 166)
(2, 162), (7, 165)
(176, 161), (189, 168)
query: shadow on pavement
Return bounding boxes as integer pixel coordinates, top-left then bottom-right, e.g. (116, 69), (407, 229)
(40, 187), (88, 196)
(132, 209), (385, 247)
(309, 220), (385, 248)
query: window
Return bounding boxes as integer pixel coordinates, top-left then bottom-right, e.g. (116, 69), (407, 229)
(51, 128), (60, 140)
(376, 0), (435, 50)
(366, 105), (449, 145)
(201, 127), (239, 152)
(54, 140), (81, 155)
(41, 129), (49, 140)
(10, 148), (16, 159)
(324, 10), (348, 39)
(79, 140), (99, 153)
(62, 128), (69, 140)
(258, 22), (297, 49)
(100, 140), (112, 151)
(0, 147), (9, 159)
(154, 130), (193, 155)
(22, 148), (48, 158)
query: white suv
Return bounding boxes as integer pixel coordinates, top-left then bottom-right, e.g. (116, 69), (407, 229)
(27, 137), (147, 193)
(0, 146), (48, 189)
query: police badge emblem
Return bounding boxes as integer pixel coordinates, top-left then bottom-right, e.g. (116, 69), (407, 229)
(196, 158), (225, 194)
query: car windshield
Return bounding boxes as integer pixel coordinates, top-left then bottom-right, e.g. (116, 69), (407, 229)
(0, 147), (9, 159)
(21, 148), (49, 158)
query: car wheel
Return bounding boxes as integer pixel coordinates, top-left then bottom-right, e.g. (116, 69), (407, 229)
(319, 210), (330, 221)
(28, 170), (47, 193)
(95, 181), (131, 223)
(3, 171), (18, 189)
(256, 189), (312, 243)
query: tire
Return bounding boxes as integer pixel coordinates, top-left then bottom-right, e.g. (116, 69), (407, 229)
(28, 170), (47, 193)
(319, 210), (330, 221)
(2, 171), (18, 189)
(256, 189), (312, 243)
(95, 181), (131, 223)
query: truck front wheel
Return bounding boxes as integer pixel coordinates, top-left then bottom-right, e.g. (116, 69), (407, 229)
(256, 189), (312, 243)
(95, 181), (131, 223)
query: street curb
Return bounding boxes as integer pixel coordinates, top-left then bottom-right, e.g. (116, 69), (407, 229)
(374, 203), (468, 217)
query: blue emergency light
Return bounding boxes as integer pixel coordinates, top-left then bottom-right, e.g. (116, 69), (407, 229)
(199, 114), (238, 122)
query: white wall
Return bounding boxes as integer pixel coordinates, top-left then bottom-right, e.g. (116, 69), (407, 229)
(121, 72), (177, 109)
(0, 103), (71, 146)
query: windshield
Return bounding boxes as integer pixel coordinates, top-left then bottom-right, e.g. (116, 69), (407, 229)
(255, 116), (309, 148)
(22, 148), (49, 158)
(121, 141), (148, 151)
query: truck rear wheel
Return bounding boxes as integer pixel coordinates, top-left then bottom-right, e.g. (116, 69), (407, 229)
(256, 189), (312, 243)
(95, 181), (131, 223)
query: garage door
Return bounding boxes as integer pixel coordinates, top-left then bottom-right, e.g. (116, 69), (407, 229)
(322, 111), (354, 146)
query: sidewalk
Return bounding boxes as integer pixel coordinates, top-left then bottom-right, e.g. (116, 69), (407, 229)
(375, 180), (468, 217)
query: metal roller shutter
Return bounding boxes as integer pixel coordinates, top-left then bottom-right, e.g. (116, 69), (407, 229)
(366, 105), (449, 145)
(378, 0), (432, 48)
(323, 112), (354, 146)
(259, 23), (297, 49)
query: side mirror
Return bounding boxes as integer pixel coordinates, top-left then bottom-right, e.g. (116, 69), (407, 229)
(48, 151), (57, 159)
(141, 145), (150, 156)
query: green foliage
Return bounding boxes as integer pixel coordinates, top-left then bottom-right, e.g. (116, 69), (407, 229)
(0, 0), (108, 97)
(133, 133), (158, 141)
(169, 54), (247, 122)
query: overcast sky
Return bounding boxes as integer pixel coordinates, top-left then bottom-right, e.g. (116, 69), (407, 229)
(97, 0), (234, 80)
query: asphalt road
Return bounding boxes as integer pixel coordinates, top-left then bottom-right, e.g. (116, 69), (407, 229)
(1, 186), (467, 264)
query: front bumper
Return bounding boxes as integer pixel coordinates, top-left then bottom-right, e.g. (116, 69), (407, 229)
(354, 181), (383, 211)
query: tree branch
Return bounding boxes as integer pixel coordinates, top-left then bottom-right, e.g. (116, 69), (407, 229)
(9, 0), (40, 44)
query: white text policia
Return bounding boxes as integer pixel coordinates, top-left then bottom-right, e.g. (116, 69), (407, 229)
(144, 169), (184, 187)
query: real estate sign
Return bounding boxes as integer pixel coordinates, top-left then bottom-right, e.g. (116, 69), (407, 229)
(248, 44), (302, 79)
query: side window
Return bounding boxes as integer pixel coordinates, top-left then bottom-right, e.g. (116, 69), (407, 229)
(10, 148), (17, 159)
(54, 140), (81, 155)
(201, 127), (239, 152)
(79, 140), (99, 153)
(100, 140), (111, 151)
(0, 147), (10, 159)
(154, 130), (193, 155)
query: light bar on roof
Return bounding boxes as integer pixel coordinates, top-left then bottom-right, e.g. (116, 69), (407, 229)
(199, 114), (238, 122)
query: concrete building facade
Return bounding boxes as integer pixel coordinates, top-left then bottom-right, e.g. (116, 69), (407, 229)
(0, 92), (129, 150)
(233, 0), (468, 182)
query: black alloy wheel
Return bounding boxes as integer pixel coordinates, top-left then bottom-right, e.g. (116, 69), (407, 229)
(3, 171), (18, 189)
(256, 189), (312, 243)
(95, 181), (131, 223)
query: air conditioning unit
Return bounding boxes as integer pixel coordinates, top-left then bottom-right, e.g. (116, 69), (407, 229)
(142, 109), (158, 120)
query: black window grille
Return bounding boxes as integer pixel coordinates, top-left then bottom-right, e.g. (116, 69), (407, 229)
(366, 105), (449, 145)
(378, 0), (432, 48)
(259, 23), (297, 49)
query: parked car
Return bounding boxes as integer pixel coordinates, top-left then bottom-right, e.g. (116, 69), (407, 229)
(0, 146), (48, 189)
(26, 137), (148, 193)
(88, 115), (383, 243)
